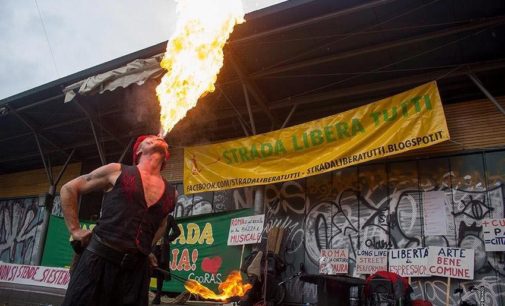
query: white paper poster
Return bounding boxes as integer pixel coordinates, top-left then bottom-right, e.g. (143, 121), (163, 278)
(389, 247), (430, 277)
(227, 214), (265, 246)
(0, 263), (70, 289)
(356, 249), (388, 275)
(482, 219), (505, 251)
(428, 246), (474, 280)
(319, 249), (348, 275)
(423, 191), (448, 236)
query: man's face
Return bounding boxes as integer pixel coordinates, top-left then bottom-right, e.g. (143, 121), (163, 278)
(139, 136), (169, 160)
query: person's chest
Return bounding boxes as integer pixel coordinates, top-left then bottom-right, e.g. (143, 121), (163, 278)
(139, 174), (166, 207)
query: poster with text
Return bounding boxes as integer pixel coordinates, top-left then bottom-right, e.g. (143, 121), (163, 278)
(0, 263), (70, 290)
(422, 191), (448, 236)
(319, 249), (348, 274)
(428, 246), (474, 280)
(388, 247), (430, 277)
(482, 219), (505, 251)
(227, 214), (264, 245)
(356, 249), (388, 275)
(164, 209), (252, 292)
(40, 210), (252, 293)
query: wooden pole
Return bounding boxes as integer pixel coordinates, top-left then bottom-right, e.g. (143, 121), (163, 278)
(445, 277), (451, 306)
(239, 244), (245, 269)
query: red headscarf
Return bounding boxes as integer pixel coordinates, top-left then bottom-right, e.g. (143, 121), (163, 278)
(132, 135), (170, 165)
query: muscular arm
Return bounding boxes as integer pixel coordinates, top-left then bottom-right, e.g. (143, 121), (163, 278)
(61, 163), (121, 240)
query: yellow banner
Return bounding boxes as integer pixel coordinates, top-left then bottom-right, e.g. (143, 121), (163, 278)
(184, 81), (449, 194)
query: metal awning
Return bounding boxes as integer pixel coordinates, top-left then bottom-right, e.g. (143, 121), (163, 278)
(63, 54), (164, 103)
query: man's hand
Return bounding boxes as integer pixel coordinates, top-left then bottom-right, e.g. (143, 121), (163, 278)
(148, 253), (159, 268)
(71, 228), (92, 246)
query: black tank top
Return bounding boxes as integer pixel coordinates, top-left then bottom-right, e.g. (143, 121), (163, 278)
(94, 165), (175, 255)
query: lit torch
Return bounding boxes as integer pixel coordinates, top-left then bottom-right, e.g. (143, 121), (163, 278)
(156, 0), (245, 136)
(184, 270), (252, 301)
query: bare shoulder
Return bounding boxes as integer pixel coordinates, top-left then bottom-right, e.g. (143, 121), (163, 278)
(87, 163), (121, 179)
(82, 163), (122, 188)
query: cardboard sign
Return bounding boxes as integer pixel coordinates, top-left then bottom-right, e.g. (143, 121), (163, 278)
(227, 214), (265, 246)
(319, 249), (348, 274)
(389, 247), (430, 277)
(482, 219), (505, 251)
(0, 263), (70, 289)
(356, 249), (388, 275)
(428, 246), (474, 280)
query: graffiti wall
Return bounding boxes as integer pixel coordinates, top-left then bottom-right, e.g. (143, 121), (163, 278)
(175, 150), (505, 305)
(0, 197), (45, 265)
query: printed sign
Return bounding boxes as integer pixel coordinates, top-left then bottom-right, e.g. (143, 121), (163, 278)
(227, 214), (265, 246)
(428, 246), (474, 280)
(423, 191), (448, 236)
(482, 219), (505, 251)
(389, 247), (430, 277)
(41, 211), (251, 293)
(0, 263), (70, 289)
(41, 215), (96, 268)
(319, 249), (348, 275)
(356, 249), (388, 275)
(184, 81), (449, 193)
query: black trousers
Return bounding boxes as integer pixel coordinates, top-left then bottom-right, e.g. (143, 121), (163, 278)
(62, 249), (150, 306)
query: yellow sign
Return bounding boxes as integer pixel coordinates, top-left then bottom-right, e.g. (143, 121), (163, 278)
(184, 81), (449, 194)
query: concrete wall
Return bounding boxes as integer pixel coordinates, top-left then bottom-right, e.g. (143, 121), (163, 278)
(0, 164), (81, 265)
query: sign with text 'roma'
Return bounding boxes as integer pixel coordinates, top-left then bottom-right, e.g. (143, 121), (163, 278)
(184, 81), (449, 193)
(227, 214), (265, 246)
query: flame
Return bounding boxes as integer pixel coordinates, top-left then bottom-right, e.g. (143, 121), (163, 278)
(184, 270), (252, 301)
(156, 0), (245, 135)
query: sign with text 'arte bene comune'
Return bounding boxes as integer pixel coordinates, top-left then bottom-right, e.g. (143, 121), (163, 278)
(184, 81), (449, 194)
(428, 246), (474, 280)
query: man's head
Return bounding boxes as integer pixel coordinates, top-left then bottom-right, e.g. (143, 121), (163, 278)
(133, 135), (170, 168)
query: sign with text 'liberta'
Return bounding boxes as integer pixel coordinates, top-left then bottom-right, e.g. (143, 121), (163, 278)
(184, 81), (449, 193)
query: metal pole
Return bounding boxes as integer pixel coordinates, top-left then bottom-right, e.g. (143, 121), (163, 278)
(34, 133), (53, 185)
(218, 86), (252, 136)
(35, 148), (75, 265)
(281, 104), (298, 129)
(118, 137), (135, 163)
(242, 83), (257, 135)
(54, 148), (76, 186)
(467, 73), (505, 116)
(89, 118), (106, 165)
(35, 194), (51, 265)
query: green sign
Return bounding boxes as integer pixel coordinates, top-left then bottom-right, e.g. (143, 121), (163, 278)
(164, 209), (251, 292)
(41, 210), (252, 293)
(41, 215), (96, 268)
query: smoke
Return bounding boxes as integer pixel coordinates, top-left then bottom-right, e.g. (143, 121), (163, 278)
(122, 80), (161, 133)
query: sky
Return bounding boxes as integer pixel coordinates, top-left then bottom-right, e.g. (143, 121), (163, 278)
(0, 0), (285, 100)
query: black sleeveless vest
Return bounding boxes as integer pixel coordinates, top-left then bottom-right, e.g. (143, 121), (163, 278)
(94, 165), (175, 255)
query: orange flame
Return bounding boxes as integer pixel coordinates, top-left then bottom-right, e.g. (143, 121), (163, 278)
(156, 0), (245, 135)
(184, 270), (252, 301)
